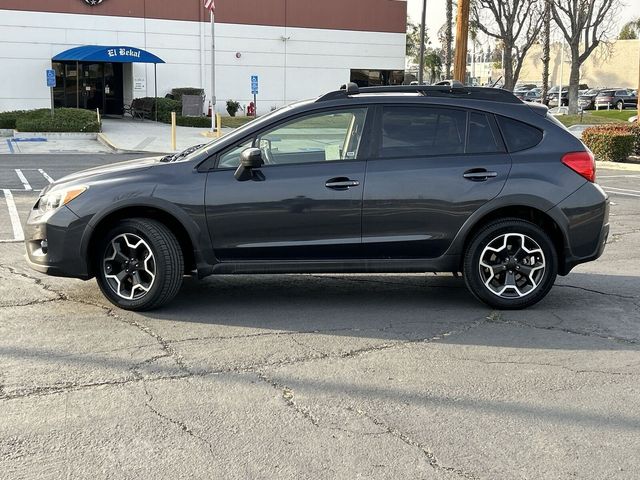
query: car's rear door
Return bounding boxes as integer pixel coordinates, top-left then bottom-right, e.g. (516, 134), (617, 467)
(204, 107), (371, 261)
(361, 105), (512, 258)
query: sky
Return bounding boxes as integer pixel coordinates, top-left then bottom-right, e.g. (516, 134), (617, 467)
(405, 0), (639, 47)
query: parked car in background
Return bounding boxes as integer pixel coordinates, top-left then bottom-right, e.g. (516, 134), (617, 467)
(523, 88), (542, 103)
(547, 87), (569, 107)
(594, 89), (637, 110)
(578, 89), (602, 110)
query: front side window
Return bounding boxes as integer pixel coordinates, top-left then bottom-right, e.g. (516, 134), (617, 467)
(380, 106), (467, 158)
(216, 108), (368, 168)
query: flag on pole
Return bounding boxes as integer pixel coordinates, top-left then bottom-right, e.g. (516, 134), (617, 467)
(204, 0), (215, 12)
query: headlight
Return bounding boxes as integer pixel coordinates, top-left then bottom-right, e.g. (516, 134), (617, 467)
(38, 186), (87, 213)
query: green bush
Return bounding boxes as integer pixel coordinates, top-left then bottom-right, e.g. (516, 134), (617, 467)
(0, 110), (26, 129)
(596, 123), (640, 155)
(171, 88), (204, 102)
(220, 116), (255, 128)
(226, 100), (240, 117)
(15, 108), (100, 133)
(176, 115), (212, 128)
(582, 126), (636, 162)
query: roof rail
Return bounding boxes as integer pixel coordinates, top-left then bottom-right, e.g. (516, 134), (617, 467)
(316, 83), (521, 104)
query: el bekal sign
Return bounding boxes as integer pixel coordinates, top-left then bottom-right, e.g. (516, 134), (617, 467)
(106, 48), (142, 59)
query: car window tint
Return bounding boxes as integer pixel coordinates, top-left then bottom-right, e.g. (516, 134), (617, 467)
(467, 112), (500, 154)
(615, 90), (626, 96)
(496, 116), (543, 152)
(381, 106), (466, 158)
(257, 108), (368, 165)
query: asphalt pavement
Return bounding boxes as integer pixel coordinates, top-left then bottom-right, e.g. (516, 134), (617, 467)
(0, 154), (639, 479)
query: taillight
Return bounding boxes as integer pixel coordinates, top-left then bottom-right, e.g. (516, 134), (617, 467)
(562, 151), (596, 182)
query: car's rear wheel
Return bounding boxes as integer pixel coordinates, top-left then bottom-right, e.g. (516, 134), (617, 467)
(96, 218), (183, 311)
(463, 218), (558, 309)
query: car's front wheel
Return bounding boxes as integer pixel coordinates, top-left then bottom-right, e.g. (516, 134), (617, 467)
(463, 219), (558, 309)
(96, 218), (184, 311)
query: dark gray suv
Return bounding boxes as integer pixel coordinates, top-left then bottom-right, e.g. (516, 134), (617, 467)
(25, 84), (609, 311)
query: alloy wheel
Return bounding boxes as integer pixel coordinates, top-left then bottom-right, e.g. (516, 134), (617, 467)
(478, 233), (546, 299)
(103, 233), (156, 300)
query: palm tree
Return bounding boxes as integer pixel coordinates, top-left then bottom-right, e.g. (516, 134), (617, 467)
(445, 0), (453, 78)
(425, 52), (443, 83)
(541, 0), (551, 103)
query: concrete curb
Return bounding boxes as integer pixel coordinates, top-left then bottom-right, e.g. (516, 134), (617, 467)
(597, 160), (640, 172)
(97, 132), (120, 152)
(13, 131), (97, 139)
(0, 129), (13, 137)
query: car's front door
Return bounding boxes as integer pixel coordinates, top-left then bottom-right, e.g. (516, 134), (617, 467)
(362, 105), (512, 258)
(205, 107), (370, 261)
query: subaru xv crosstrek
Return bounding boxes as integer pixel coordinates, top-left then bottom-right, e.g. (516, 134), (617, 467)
(25, 84), (609, 311)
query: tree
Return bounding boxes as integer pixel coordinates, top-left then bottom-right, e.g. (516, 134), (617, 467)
(472, 0), (544, 91)
(445, 0), (454, 78)
(551, 0), (619, 113)
(424, 51), (443, 83)
(541, 0), (551, 103)
(618, 19), (640, 40)
(406, 20), (430, 70)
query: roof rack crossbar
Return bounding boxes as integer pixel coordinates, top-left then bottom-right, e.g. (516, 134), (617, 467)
(316, 83), (521, 104)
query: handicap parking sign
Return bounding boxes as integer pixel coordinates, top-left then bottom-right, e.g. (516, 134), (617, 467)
(251, 75), (259, 95)
(46, 69), (56, 88)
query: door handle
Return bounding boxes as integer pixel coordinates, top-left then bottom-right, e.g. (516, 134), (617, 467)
(325, 177), (360, 189)
(463, 169), (498, 181)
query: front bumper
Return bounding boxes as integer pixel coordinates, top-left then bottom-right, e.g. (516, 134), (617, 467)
(24, 204), (92, 279)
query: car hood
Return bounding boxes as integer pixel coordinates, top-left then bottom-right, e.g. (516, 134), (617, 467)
(49, 156), (162, 189)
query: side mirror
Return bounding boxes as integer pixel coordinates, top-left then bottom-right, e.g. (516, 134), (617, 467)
(240, 148), (263, 168)
(235, 147), (263, 181)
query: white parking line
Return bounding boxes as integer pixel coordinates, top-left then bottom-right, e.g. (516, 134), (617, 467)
(604, 189), (640, 198)
(602, 186), (640, 194)
(1, 189), (25, 242)
(14, 169), (32, 191)
(38, 169), (55, 183)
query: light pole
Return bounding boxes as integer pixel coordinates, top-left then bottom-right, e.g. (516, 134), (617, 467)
(418, 0), (427, 84)
(454, 0), (470, 83)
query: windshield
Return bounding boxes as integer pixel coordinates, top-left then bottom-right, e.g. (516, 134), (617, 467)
(584, 89), (599, 95)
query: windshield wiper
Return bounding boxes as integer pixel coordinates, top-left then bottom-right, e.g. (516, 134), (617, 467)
(160, 144), (206, 162)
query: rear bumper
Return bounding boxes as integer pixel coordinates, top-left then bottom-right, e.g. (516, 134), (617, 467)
(552, 182), (609, 275)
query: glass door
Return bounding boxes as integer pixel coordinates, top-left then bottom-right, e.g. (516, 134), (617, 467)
(81, 63), (104, 111)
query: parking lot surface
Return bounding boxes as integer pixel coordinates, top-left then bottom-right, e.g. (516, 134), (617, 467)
(1, 155), (639, 479)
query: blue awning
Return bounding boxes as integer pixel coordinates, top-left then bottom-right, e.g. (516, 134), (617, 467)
(52, 45), (165, 64)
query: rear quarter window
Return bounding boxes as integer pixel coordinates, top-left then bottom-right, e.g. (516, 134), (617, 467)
(496, 116), (543, 152)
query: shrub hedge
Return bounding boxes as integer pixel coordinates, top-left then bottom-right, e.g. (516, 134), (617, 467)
(14, 108), (100, 133)
(593, 123), (640, 156)
(171, 88), (204, 102)
(0, 110), (26, 129)
(176, 115), (212, 128)
(582, 125), (636, 162)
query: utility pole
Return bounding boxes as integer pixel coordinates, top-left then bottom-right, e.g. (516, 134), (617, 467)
(453, 0), (470, 84)
(418, 0), (427, 84)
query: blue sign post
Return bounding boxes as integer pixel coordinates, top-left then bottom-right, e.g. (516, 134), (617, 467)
(46, 69), (56, 117)
(251, 75), (259, 116)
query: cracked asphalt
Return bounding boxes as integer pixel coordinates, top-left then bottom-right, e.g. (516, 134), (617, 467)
(1, 156), (639, 479)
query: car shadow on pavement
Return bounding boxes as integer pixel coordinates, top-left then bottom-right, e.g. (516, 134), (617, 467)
(133, 272), (639, 349)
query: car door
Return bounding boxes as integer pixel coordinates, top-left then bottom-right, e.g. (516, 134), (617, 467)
(205, 107), (371, 261)
(362, 105), (511, 258)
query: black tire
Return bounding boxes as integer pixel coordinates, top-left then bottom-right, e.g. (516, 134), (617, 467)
(463, 218), (558, 310)
(96, 218), (184, 311)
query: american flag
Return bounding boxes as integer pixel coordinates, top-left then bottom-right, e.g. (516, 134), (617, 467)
(204, 0), (215, 12)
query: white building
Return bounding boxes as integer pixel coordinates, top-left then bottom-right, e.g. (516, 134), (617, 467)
(0, 0), (407, 115)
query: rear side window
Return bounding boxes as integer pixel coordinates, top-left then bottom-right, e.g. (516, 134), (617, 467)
(496, 116), (543, 152)
(615, 90), (627, 96)
(467, 112), (501, 154)
(381, 106), (466, 158)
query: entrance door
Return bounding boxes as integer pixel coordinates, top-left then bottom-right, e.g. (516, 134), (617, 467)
(81, 63), (104, 111)
(205, 107), (371, 261)
(104, 63), (124, 115)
